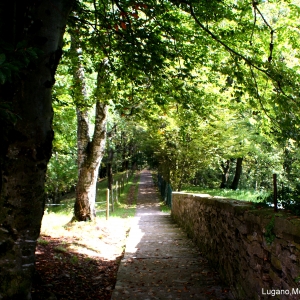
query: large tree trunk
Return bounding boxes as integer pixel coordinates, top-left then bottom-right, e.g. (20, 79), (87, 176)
(74, 101), (107, 221)
(230, 157), (243, 190)
(72, 49), (108, 221)
(0, 1), (73, 298)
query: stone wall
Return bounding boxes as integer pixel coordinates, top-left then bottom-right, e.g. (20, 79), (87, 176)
(171, 192), (300, 300)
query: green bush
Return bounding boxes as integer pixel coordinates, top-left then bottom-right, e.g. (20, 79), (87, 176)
(45, 153), (77, 203)
(259, 185), (300, 216)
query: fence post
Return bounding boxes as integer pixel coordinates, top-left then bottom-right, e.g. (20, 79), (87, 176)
(157, 174), (172, 208)
(106, 189), (110, 220)
(166, 184), (172, 208)
(118, 180), (121, 198)
(111, 188), (114, 212)
(273, 174), (278, 212)
(116, 181), (118, 203)
(111, 182), (114, 199)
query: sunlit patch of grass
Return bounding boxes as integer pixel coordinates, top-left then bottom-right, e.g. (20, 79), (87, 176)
(40, 171), (140, 261)
(109, 203), (136, 218)
(45, 198), (75, 214)
(95, 171), (134, 204)
(41, 211), (73, 237)
(54, 245), (68, 253)
(181, 186), (269, 202)
(96, 172), (139, 219)
(37, 238), (49, 245)
(160, 201), (171, 213)
(70, 255), (79, 264)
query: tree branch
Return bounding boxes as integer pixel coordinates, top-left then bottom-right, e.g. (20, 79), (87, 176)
(252, 1), (275, 62)
(187, 3), (271, 78)
(249, 66), (281, 131)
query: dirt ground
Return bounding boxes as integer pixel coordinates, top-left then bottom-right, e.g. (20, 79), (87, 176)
(32, 176), (139, 300)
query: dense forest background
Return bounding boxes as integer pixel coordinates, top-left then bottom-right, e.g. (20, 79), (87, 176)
(47, 0), (300, 207)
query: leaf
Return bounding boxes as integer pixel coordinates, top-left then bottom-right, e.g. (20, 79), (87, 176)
(26, 48), (39, 60)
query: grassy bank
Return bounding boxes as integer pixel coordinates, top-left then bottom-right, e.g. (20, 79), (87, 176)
(33, 172), (140, 299)
(181, 186), (269, 202)
(40, 171), (140, 256)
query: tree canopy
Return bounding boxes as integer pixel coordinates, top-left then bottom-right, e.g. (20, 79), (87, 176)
(46, 0), (300, 197)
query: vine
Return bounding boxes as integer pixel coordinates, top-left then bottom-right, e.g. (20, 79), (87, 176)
(264, 215), (276, 245)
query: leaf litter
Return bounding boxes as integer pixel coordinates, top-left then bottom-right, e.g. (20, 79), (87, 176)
(32, 182), (138, 300)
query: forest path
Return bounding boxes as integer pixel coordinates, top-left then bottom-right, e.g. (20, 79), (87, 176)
(111, 169), (233, 299)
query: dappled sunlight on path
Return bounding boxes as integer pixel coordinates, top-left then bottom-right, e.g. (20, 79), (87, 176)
(111, 170), (233, 299)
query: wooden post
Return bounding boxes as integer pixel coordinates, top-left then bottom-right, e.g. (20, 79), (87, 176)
(111, 188), (114, 212)
(116, 181), (118, 203)
(111, 184), (114, 206)
(273, 174), (278, 212)
(106, 189), (109, 220)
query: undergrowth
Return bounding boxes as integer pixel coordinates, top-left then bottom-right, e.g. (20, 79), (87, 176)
(39, 171), (140, 264)
(257, 185), (300, 216)
(45, 171), (138, 219)
(181, 186), (269, 202)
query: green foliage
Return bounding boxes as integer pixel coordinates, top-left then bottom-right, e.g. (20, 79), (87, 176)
(45, 171), (138, 219)
(259, 185), (300, 216)
(160, 202), (171, 213)
(45, 200), (74, 215)
(70, 255), (79, 264)
(0, 39), (41, 84)
(45, 60), (78, 201)
(47, 0), (300, 211)
(37, 239), (49, 245)
(264, 216), (276, 245)
(46, 152), (77, 202)
(96, 172), (138, 219)
(54, 245), (68, 253)
(181, 187), (268, 203)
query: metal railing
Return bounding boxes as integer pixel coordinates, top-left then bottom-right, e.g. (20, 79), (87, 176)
(157, 174), (172, 208)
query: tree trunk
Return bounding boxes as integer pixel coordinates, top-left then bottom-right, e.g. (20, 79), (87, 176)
(0, 1), (74, 298)
(220, 159), (231, 188)
(72, 53), (108, 221)
(73, 103), (107, 221)
(107, 147), (114, 191)
(230, 157), (243, 190)
(121, 131), (128, 171)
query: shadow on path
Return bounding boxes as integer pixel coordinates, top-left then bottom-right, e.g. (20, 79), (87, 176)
(111, 170), (233, 299)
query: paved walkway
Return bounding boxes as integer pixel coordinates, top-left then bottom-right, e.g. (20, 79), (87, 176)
(111, 170), (233, 299)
